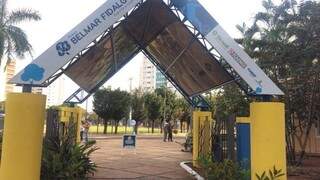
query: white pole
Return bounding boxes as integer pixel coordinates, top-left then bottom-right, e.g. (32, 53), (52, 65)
(127, 77), (133, 134)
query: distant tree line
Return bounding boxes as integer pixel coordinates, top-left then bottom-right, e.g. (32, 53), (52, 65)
(92, 87), (192, 135)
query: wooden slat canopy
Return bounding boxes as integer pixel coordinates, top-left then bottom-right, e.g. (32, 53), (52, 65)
(65, 0), (232, 96)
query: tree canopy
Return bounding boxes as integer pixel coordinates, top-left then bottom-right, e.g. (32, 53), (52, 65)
(131, 90), (147, 134)
(236, 0), (320, 165)
(144, 91), (163, 133)
(93, 88), (131, 134)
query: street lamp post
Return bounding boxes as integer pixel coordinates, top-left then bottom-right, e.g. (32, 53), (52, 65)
(126, 77), (133, 134)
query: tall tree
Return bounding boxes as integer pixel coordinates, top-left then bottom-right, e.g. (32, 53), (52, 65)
(131, 90), (147, 134)
(0, 0), (41, 67)
(93, 88), (131, 134)
(285, 0), (320, 165)
(237, 0), (320, 165)
(175, 98), (192, 133)
(155, 87), (179, 132)
(93, 88), (110, 134)
(145, 92), (162, 133)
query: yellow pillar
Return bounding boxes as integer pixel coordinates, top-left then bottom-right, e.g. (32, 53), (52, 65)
(192, 110), (212, 167)
(76, 107), (85, 143)
(58, 106), (85, 143)
(250, 102), (286, 180)
(0, 93), (46, 180)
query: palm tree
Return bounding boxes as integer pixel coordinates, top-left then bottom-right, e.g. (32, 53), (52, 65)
(0, 0), (41, 67)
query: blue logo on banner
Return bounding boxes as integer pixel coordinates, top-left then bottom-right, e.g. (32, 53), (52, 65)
(21, 63), (45, 82)
(173, 0), (218, 35)
(255, 87), (262, 94)
(56, 41), (71, 56)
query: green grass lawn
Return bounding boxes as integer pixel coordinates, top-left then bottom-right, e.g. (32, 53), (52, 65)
(89, 125), (187, 137)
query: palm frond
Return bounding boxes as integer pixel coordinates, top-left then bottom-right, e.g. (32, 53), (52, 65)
(262, 0), (274, 11)
(236, 23), (246, 35)
(6, 25), (33, 58)
(6, 8), (41, 25)
(0, 0), (8, 24)
(246, 23), (259, 38)
(254, 12), (272, 25)
(0, 29), (4, 65)
(3, 36), (13, 70)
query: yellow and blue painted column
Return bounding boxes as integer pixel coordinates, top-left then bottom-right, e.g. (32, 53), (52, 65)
(250, 102), (286, 180)
(236, 117), (251, 170)
(192, 110), (212, 167)
(0, 93), (46, 180)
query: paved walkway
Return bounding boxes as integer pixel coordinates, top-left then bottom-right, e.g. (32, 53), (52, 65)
(89, 136), (194, 179)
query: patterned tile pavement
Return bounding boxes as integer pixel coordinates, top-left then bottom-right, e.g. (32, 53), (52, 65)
(89, 136), (194, 180)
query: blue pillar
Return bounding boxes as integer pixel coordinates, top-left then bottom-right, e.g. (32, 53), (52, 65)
(236, 122), (250, 169)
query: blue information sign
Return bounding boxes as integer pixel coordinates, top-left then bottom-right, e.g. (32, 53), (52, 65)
(123, 135), (136, 148)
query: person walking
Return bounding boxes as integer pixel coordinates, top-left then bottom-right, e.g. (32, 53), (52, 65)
(168, 121), (173, 142)
(83, 120), (91, 142)
(163, 121), (169, 142)
(80, 121), (85, 141)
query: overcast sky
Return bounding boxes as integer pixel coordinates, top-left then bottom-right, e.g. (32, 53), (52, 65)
(7, 0), (281, 107)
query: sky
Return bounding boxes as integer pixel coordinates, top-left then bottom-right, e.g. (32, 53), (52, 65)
(7, 0), (281, 108)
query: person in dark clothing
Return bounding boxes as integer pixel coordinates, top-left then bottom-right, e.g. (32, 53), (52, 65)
(168, 121), (173, 142)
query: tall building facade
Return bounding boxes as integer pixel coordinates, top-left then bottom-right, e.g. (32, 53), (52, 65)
(4, 60), (16, 96)
(155, 69), (167, 89)
(140, 57), (176, 92)
(43, 76), (66, 108)
(139, 57), (155, 92)
(32, 87), (43, 94)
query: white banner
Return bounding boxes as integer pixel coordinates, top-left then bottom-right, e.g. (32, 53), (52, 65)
(10, 0), (142, 85)
(205, 26), (284, 95)
(172, 0), (283, 95)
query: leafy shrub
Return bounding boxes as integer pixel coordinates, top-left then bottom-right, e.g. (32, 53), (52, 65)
(198, 155), (250, 180)
(41, 121), (98, 180)
(182, 132), (193, 152)
(255, 166), (285, 180)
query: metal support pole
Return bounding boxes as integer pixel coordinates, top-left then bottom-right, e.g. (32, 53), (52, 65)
(22, 85), (32, 93)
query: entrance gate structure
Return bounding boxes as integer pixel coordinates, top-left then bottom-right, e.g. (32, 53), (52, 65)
(1, 0), (286, 179)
